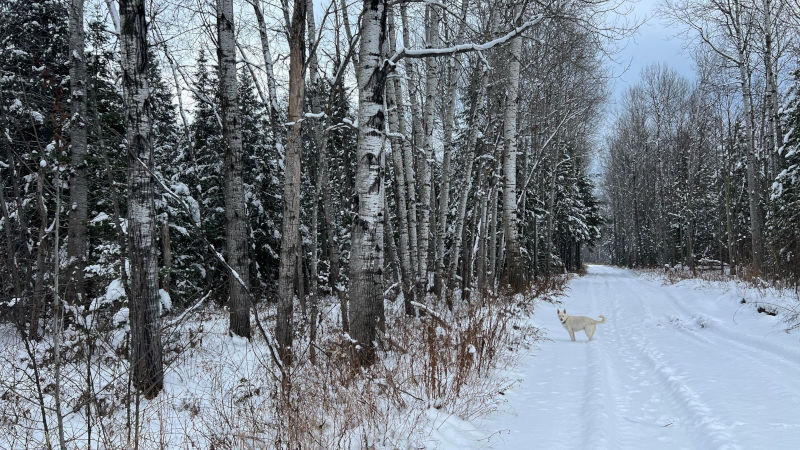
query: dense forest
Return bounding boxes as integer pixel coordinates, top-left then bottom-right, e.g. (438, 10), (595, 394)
(0, 0), (798, 447)
(602, 0), (800, 283)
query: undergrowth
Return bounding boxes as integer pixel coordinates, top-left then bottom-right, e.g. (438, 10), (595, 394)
(0, 277), (563, 448)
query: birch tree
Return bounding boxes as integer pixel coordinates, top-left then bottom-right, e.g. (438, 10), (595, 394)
(501, 7), (526, 291)
(349, 0), (387, 365)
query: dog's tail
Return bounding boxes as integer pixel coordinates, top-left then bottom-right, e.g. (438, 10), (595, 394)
(596, 315), (606, 324)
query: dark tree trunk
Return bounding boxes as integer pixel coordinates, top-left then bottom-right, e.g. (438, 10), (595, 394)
(119, 0), (163, 398)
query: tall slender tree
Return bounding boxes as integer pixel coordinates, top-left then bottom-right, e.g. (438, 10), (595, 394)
(501, 8), (526, 292)
(66, 0), (88, 306)
(349, 0), (388, 365)
(276, 0), (307, 364)
(217, 0), (251, 337)
(119, 0), (163, 398)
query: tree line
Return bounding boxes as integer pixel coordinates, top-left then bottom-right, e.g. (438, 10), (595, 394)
(1, 0), (611, 405)
(601, 0), (800, 284)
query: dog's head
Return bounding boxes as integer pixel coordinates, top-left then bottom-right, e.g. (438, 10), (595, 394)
(557, 308), (568, 323)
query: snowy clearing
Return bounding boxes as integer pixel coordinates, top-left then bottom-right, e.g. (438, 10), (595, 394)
(433, 265), (800, 449)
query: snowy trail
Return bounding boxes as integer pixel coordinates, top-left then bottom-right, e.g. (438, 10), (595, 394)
(447, 265), (800, 449)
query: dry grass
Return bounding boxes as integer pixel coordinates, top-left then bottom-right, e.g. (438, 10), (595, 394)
(0, 279), (560, 449)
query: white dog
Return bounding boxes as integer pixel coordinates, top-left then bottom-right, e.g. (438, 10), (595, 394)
(557, 309), (606, 341)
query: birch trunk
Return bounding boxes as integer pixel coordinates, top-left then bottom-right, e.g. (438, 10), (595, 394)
(307, 0), (320, 356)
(501, 30), (525, 292)
(217, 0), (251, 338)
(349, 0), (387, 365)
(119, 0), (163, 398)
(389, 5), (419, 296)
(66, 0), (88, 306)
(393, 70), (420, 293)
(476, 162), (490, 293)
(33, 164), (48, 340)
(448, 65), (488, 300)
(386, 14), (415, 314)
(417, 4), (441, 299)
(400, 4), (425, 281)
(276, 0), (306, 365)
(250, 0), (281, 140)
(487, 181), (498, 288)
(434, 65), (454, 299)
(434, 0), (469, 302)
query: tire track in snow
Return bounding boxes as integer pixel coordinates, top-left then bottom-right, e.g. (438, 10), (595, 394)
(610, 275), (741, 450)
(630, 337), (739, 450)
(580, 274), (612, 449)
(602, 280), (706, 449)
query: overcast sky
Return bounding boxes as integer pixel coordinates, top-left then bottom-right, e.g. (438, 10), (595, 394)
(604, 0), (696, 129)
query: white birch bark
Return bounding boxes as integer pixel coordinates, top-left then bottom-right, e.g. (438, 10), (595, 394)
(250, 0), (282, 142)
(417, 4), (441, 298)
(386, 9), (415, 315)
(501, 26), (526, 291)
(394, 71), (420, 293)
(349, 0), (387, 365)
(400, 4), (425, 283)
(761, 0), (783, 165)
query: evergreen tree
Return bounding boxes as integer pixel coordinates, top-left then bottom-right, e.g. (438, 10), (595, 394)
(0, 0), (70, 331)
(188, 50), (226, 300)
(239, 68), (280, 294)
(768, 71), (800, 281)
(84, 18), (126, 308)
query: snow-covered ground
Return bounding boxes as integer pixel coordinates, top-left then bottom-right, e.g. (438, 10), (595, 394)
(434, 265), (800, 449)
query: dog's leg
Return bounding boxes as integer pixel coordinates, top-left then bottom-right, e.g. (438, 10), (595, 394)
(569, 329), (576, 341)
(586, 324), (596, 341)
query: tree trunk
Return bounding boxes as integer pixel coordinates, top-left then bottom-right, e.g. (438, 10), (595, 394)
(434, 63), (454, 300)
(306, 0), (324, 360)
(276, 0), (307, 365)
(393, 68), (420, 298)
(349, 0), (387, 366)
(737, 58), (765, 273)
(33, 164), (48, 340)
(217, 0), (251, 338)
(119, 0), (163, 398)
(762, 0), (782, 171)
(400, 4), (424, 282)
(66, 0), (88, 307)
(501, 29), (525, 292)
(488, 180), (499, 289)
(448, 65), (488, 300)
(435, 0), (469, 302)
(250, 0), (282, 142)
(417, 4), (441, 300)
(476, 162), (490, 294)
(385, 12), (415, 315)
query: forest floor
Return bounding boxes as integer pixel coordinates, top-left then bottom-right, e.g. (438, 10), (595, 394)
(431, 265), (800, 449)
